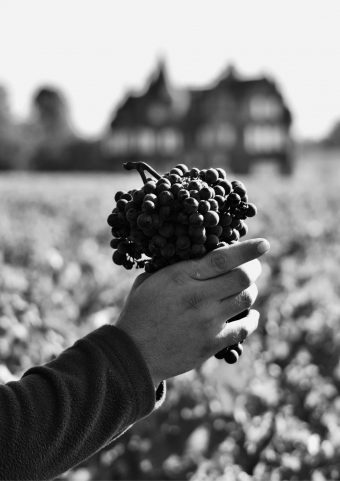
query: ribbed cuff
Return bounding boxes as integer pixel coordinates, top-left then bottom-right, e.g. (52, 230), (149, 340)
(84, 325), (166, 419)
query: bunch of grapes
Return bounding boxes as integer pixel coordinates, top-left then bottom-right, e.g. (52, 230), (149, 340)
(107, 162), (257, 364)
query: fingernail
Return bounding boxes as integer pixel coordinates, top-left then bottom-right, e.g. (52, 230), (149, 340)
(257, 239), (270, 254)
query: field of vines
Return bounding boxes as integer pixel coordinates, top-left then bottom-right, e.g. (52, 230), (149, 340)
(1, 150), (340, 481)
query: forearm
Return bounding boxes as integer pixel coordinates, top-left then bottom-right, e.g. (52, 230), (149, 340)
(0, 325), (165, 480)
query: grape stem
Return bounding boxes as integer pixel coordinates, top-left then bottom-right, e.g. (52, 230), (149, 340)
(123, 162), (162, 184)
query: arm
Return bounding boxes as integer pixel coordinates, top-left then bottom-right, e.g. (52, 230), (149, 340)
(0, 325), (164, 481)
(0, 238), (269, 480)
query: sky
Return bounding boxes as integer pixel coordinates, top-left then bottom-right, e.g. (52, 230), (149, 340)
(1, 0), (340, 141)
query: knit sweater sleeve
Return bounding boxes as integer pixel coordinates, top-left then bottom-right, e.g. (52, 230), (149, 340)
(0, 324), (166, 481)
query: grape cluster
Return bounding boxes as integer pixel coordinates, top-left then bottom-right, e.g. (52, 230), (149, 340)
(107, 162), (257, 364)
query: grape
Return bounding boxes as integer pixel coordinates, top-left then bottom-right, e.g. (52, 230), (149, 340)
(205, 168), (219, 185)
(189, 190), (201, 201)
(247, 203), (257, 217)
(137, 213), (153, 229)
(117, 199), (128, 212)
(159, 206), (171, 219)
(175, 224), (188, 236)
(107, 212), (120, 227)
(227, 192), (241, 206)
(188, 225), (207, 244)
(232, 180), (247, 197)
(198, 200), (210, 214)
(170, 167), (184, 176)
(199, 187), (212, 200)
(214, 195), (226, 208)
(191, 243), (206, 257)
(142, 201), (155, 214)
(208, 199), (219, 212)
(108, 161), (258, 366)
(214, 185), (225, 197)
(199, 169), (207, 181)
(171, 183), (183, 197)
(121, 193), (133, 201)
(216, 167), (227, 179)
(238, 221), (248, 237)
(156, 182), (171, 194)
(217, 179), (232, 195)
(178, 189), (190, 201)
(169, 173), (182, 184)
(159, 222), (175, 238)
(204, 211), (219, 227)
(175, 211), (188, 225)
(144, 181), (157, 194)
(206, 234), (220, 249)
(123, 259), (134, 270)
(220, 213), (233, 226)
(231, 218), (241, 229)
(153, 234), (167, 248)
(189, 212), (204, 225)
(188, 180), (202, 191)
(190, 167), (200, 178)
(208, 225), (223, 237)
(161, 243), (176, 258)
(114, 191), (125, 202)
(233, 343), (244, 356)
(176, 236), (191, 251)
(133, 190), (145, 204)
(117, 241), (130, 254)
(159, 190), (174, 206)
(224, 350), (239, 364)
(112, 250), (126, 266)
(183, 197), (199, 214)
(175, 163), (189, 174)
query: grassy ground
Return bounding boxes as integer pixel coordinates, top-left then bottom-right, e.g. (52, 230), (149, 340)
(1, 150), (340, 480)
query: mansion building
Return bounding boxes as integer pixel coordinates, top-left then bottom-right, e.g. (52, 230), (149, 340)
(104, 61), (293, 174)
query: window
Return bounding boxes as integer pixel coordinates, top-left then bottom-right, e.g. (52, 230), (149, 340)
(198, 123), (236, 149)
(249, 96), (282, 119)
(137, 128), (156, 154)
(244, 125), (287, 153)
(107, 129), (130, 154)
(157, 128), (182, 153)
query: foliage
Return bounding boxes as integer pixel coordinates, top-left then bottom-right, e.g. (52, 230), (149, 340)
(1, 154), (340, 480)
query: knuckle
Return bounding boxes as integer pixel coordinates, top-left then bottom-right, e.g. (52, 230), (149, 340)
(184, 291), (203, 310)
(210, 251), (228, 272)
(236, 267), (252, 289)
(238, 286), (257, 309)
(187, 260), (201, 280)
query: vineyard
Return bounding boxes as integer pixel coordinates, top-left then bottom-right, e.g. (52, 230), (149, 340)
(1, 151), (340, 481)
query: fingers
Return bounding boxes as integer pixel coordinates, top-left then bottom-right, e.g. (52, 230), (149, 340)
(194, 259), (262, 302)
(214, 309), (260, 352)
(212, 283), (259, 326)
(188, 238), (270, 281)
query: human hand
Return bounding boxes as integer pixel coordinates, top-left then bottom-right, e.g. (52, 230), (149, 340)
(116, 238), (270, 387)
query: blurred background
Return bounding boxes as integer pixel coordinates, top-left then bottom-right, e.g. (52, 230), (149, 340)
(1, 0), (340, 480)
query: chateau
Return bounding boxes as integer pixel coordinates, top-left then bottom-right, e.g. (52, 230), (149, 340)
(105, 61), (293, 174)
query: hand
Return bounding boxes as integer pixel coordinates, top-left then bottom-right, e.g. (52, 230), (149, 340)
(116, 238), (270, 387)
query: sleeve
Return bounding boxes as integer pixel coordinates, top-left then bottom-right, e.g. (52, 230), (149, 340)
(0, 324), (166, 481)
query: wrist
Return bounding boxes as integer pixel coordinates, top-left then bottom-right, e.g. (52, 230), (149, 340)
(115, 322), (164, 389)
